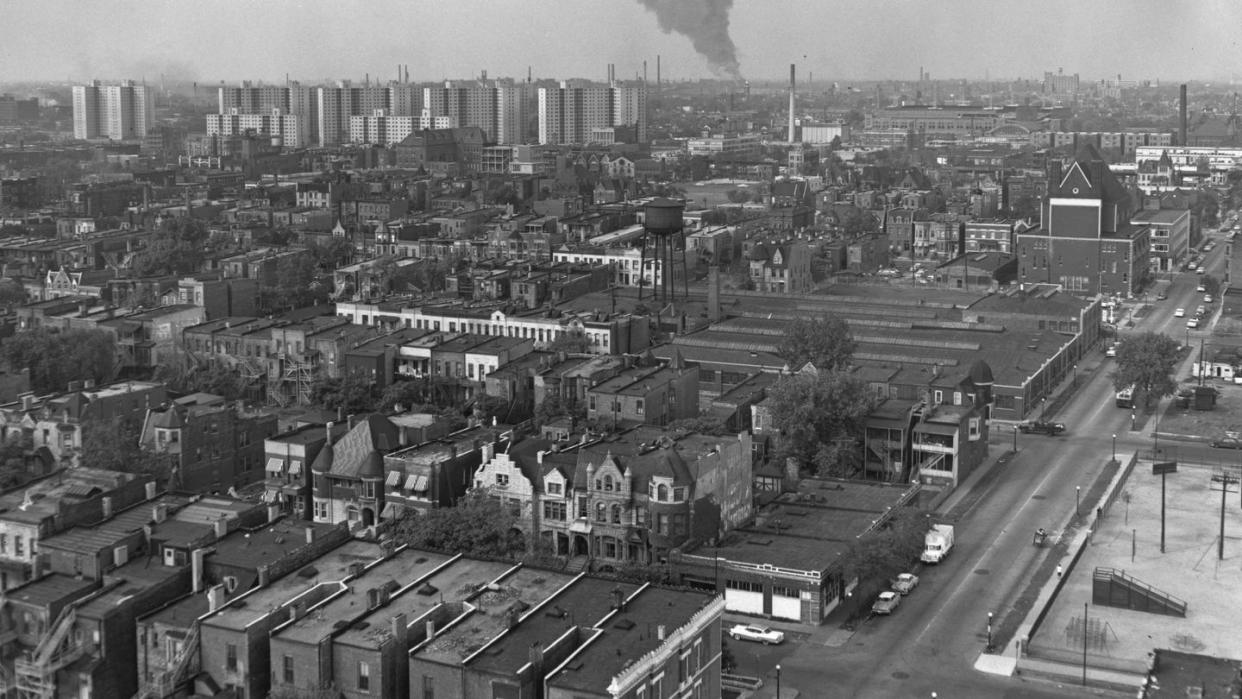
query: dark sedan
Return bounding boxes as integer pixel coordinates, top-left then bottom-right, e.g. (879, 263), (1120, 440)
(1018, 420), (1066, 435)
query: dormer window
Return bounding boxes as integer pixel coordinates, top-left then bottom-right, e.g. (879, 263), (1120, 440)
(603, 475), (614, 492)
(657, 484), (669, 502)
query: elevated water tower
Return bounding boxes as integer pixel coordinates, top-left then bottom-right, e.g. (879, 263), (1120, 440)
(639, 198), (688, 304)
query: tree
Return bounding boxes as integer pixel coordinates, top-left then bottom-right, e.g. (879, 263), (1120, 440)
(1113, 332), (1181, 410)
(1202, 274), (1221, 298)
(837, 508), (929, 617)
(309, 373), (380, 414)
(0, 279), (27, 310)
(130, 218), (210, 277)
(392, 490), (525, 558)
(775, 315), (855, 372)
(154, 357), (252, 401)
(80, 414), (169, 477)
(667, 415), (729, 436)
(725, 189), (750, 204)
(548, 329), (591, 354)
(1, 328), (116, 394)
(766, 370), (876, 476)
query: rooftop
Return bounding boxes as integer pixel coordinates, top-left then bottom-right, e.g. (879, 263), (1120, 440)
(466, 576), (635, 675)
(547, 586), (717, 694)
(275, 548), (453, 645)
(210, 520), (341, 570)
(203, 540), (384, 631)
(334, 557), (517, 649)
(417, 566), (574, 665)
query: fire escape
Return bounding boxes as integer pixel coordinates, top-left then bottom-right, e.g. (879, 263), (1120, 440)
(268, 349), (319, 407)
(135, 622), (200, 699)
(13, 605), (83, 699)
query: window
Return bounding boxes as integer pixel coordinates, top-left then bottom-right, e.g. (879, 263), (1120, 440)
(657, 514), (669, 535)
(422, 674), (434, 699)
(635, 398), (644, 412)
(358, 661), (370, 691)
(546, 481), (562, 495)
(933, 390), (943, 404)
(969, 417), (981, 441)
(495, 473), (509, 488)
(13, 536), (22, 558)
(595, 502), (607, 522)
(543, 501), (566, 521)
(0, 534), (6, 554)
(283, 654), (294, 684)
(603, 474), (613, 491)
(314, 500), (328, 520)
(226, 644), (237, 672)
(673, 487), (686, 502)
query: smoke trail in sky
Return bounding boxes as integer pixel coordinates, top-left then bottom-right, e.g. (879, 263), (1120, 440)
(637, 0), (743, 80)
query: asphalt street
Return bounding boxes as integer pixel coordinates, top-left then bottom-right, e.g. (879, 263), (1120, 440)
(727, 228), (1235, 697)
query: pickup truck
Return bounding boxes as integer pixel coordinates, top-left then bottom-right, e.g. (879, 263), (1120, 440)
(1018, 420), (1066, 435)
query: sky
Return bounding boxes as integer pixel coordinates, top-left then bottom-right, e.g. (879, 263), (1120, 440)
(2, 0), (1241, 85)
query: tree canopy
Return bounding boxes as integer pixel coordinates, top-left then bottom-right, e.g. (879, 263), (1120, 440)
(130, 218), (211, 277)
(392, 490), (525, 558)
(0, 328), (116, 394)
(309, 373), (380, 415)
(837, 508), (930, 617)
(775, 315), (856, 372)
(765, 369), (876, 477)
(1113, 331), (1181, 410)
(80, 414), (169, 477)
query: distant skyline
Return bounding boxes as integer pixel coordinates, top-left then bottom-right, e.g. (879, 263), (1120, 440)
(3, 0), (1241, 85)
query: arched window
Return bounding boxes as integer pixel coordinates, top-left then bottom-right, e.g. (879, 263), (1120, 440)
(595, 502), (607, 522)
(611, 505), (622, 524)
(603, 475), (614, 492)
(657, 484), (669, 502)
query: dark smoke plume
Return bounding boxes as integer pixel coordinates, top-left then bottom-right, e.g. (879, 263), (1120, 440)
(637, 0), (742, 80)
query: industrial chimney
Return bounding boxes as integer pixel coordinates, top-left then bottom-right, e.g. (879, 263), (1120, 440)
(788, 63), (797, 144)
(1180, 84), (1188, 146)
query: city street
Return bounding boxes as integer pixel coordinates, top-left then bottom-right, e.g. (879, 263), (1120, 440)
(737, 231), (1234, 697)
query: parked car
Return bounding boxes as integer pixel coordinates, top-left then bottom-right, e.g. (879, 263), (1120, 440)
(1197, 283), (1207, 292)
(1105, 343), (1118, 357)
(1174, 308), (1185, 317)
(1205, 295), (1214, 304)
(872, 591), (901, 615)
(1188, 317), (1200, 329)
(727, 624), (785, 645)
(1197, 305), (1207, 317)
(1156, 292), (1168, 301)
(1197, 266), (1207, 274)
(1018, 419), (1066, 435)
(1210, 437), (1242, 450)
(892, 573), (920, 595)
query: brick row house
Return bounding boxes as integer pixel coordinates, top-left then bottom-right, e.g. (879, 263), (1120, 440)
(473, 424), (753, 569)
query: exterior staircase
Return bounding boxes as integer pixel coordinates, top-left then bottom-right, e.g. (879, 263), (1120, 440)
(564, 555), (591, 574)
(1092, 567), (1187, 617)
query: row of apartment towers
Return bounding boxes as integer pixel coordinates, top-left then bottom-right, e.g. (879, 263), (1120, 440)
(208, 79), (649, 149)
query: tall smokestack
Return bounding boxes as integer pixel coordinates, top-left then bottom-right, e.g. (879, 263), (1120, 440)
(788, 63), (797, 144)
(1180, 84), (1188, 146)
(644, 60), (648, 84)
(657, 55), (661, 86)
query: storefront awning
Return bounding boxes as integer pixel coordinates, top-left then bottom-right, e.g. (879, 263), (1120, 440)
(287, 460), (302, 476)
(265, 457), (285, 474)
(385, 471), (402, 487)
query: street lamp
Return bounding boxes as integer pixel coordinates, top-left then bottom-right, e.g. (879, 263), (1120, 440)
(1012, 424), (1018, 452)
(775, 664), (781, 699)
(986, 611), (994, 651)
(1076, 485), (1082, 518)
(1112, 433), (1117, 462)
